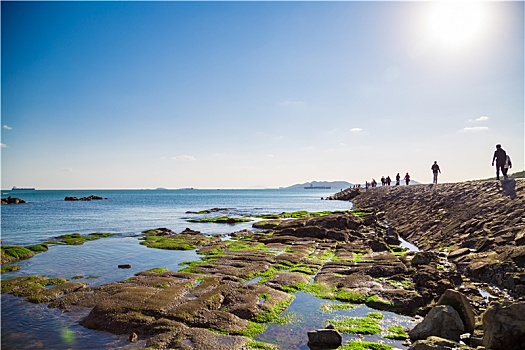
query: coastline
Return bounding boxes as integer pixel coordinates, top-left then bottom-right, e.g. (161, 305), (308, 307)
(2, 181), (524, 349)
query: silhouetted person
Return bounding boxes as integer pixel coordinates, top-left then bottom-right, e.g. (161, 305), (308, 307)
(386, 176), (391, 186)
(504, 154), (512, 179)
(431, 161), (441, 184)
(404, 172), (410, 185)
(492, 144), (507, 180)
(395, 173), (400, 186)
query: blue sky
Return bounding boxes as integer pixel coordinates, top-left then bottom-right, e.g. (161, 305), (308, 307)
(1, 1), (523, 189)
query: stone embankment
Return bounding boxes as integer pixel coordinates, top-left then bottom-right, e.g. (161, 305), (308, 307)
(343, 179), (525, 349)
(349, 179), (525, 296)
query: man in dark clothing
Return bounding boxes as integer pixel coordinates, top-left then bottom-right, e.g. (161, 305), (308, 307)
(492, 144), (507, 180)
(431, 161), (441, 184)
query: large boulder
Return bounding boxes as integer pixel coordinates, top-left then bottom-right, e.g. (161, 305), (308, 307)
(307, 328), (342, 349)
(409, 305), (465, 342)
(482, 301), (525, 350)
(437, 289), (476, 334)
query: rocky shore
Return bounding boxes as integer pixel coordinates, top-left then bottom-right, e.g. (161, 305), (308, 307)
(2, 179), (524, 349)
(333, 178), (525, 349)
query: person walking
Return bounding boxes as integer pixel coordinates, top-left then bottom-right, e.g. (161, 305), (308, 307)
(504, 154), (512, 179)
(395, 173), (400, 186)
(492, 144), (507, 180)
(404, 172), (410, 185)
(431, 161), (441, 184)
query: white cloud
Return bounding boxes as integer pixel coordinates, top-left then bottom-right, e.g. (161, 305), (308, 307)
(170, 155), (196, 161)
(468, 116), (490, 122)
(350, 128), (363, 133)
(0, 143), (7, 148)
(3, 125), (12, 130)
(460, 126), (490, 133)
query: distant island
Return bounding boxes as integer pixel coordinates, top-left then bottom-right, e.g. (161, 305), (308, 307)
(284, 181), (352, 190)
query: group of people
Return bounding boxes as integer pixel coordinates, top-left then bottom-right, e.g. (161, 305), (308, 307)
(362, 144), (512, 189)
(365, 172), (411, 189)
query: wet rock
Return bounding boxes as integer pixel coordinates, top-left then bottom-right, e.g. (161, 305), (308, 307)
(64, 195), (107, 201)
(118, 264), (132, 269)
(409, 305), (465, 342)
(307, 328), (342, 349)
(482, 301), (525, 350)
(1, 196), (27, 204)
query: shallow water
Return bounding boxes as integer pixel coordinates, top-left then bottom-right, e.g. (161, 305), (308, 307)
(399, 237), (420, 252)
(256, 292), (415, 349)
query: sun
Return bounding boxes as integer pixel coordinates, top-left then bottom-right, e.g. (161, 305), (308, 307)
(425, 1), (489, 49)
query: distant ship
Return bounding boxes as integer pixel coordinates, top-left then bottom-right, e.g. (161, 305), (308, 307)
(12, 186), (36, 190)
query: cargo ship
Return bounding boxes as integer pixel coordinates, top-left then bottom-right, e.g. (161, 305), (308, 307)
(12, 186), (36, 190)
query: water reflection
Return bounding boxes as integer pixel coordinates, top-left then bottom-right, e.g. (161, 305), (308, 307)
(256, 292), (416, 349)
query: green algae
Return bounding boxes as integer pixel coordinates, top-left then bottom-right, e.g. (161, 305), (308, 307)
(1, 244), (49, 264)
(247, 340), (278, 350)
(306, 282), (368, 303)
(255, 210), (351, 220)
(1, 265), (21, 273)
(339, 341), (393, 350)
(327, 312), (383, 335)
(365, 294), (394, 307)
(46, 232), (115, 246)
(186, 216), (252, 224)
(279, 282), (308, 293)
(384, 324), (408, 340)
(147, 267), (170, 273)
(254, 297), (294, 324)
(236, 321), (267, 337)
(141, 235), (198, 250)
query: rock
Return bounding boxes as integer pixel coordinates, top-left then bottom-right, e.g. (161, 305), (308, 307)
(409, 305), (465, 342)
(412, 251), (440, 267)
(1, 196), (27, 204)
(408, 335), (470, 350)
(482, 301), (525, 350)
(64, 195), (107, 201)
(437, 289), (476, 334)
(118, 264), (132, 269)
(307, 328), (342, 349)
(129, 332), (138, 342)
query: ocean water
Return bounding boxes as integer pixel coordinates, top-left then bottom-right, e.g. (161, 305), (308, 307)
(1, 189), (413, 349)
(1, 189), (349, 246)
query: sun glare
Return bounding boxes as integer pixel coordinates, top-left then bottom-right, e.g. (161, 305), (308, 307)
(426, 2), (489, 49)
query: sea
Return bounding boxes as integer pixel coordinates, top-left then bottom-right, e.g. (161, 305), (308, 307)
(1, 189), (415, 349)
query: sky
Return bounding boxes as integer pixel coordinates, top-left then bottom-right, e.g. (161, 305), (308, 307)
(1, 1), (524, 189)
